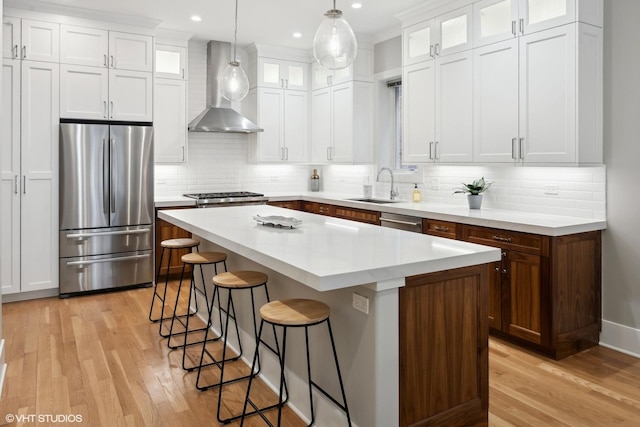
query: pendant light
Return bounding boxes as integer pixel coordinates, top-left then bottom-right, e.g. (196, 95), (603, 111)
(313, 0), (358, 70)
(219, 0), (249, 101)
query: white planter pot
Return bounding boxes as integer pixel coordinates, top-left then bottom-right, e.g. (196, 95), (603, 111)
(467, 194), (483, 209)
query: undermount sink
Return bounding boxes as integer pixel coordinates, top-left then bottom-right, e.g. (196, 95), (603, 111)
(346, 198), (402, 204)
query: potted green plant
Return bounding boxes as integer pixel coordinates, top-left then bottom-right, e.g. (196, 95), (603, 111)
(453, 177), (493, 209)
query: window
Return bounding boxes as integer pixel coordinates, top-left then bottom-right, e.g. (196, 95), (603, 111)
(388, 80), (415, 171)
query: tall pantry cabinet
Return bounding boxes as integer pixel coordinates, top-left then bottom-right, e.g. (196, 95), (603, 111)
(2, 16), (60, 295)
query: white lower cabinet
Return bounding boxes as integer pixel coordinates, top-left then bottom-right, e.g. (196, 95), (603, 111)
(250, 87), (309, 162)
(311, 81), (373, 163)
(1, 58), (59, 295)
(403, 50), (473, 163)
(60, 64), (152, 121)
(154, 78), (187, 163)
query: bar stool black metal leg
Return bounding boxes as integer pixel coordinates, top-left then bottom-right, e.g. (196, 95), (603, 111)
(149, 246), (166, 322)
(326, 319), (351, 427)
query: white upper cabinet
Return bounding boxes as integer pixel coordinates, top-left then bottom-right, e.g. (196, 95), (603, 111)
(155, 44), (186, 80)
(311, 49), (374, 90)
(109, 32), (153, 72)
(474, 0), (520, 47)
(403, 6), (472, 65)
(402, 51), (473, 164)
(60, 26), (109, 67)
(258, 58), (308, 91)
(474, 0), (603, 47)
(3, 17), (59, 62)
(60, 25), (153, 72)
(108, 69), (153, 121)
(473, 39), (520, 162)
(154, 79), (187, 163)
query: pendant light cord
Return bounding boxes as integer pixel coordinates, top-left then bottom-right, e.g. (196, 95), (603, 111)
(232, 0), (239, 62)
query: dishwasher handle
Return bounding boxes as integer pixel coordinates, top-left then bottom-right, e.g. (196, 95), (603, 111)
(380, 217), (421, 227)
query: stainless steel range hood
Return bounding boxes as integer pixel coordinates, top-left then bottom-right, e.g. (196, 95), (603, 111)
(188, 41), (263, 133)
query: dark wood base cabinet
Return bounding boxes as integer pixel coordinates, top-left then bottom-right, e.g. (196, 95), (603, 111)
(400, 265), (489, 427)
(155, 207), (193, 279)
(462, 225), (601, 360)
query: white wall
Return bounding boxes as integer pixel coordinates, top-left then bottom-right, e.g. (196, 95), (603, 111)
(600, 0), (640, 356)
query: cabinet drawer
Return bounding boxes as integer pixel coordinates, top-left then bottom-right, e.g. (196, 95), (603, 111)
(334, 206), (380, 225)
(461, 225), (549, 256)
(316, 203), (335, 216)
(423, 219), (457, 239)
(268, 200), (302, 211)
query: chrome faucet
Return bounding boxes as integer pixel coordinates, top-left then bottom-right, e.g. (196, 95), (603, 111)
(377, 167), (399, 200)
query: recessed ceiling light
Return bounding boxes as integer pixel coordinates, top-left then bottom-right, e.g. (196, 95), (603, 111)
(351, 3), (363, 9)
(191, 15), (202, 22)
(293, 32), (302, 38)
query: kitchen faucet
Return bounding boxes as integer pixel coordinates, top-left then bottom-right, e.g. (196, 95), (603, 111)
(377, 167), (399, 200)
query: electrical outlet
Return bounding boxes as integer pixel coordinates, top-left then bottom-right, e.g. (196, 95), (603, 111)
(156, 178), (166, 185)
(544, 185), (559, 195)
(352, 292), (369, 314)
(429, 178), (440, 190)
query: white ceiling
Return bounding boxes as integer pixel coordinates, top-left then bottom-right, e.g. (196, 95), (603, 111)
(12, 0), (429, 48)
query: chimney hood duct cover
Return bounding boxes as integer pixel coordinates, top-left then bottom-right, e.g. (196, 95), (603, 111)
(188, 41), (263, 133)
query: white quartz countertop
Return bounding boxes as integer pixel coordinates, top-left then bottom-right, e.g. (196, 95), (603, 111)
(158, 205), (501, 292)
(156, 191), (606, 236)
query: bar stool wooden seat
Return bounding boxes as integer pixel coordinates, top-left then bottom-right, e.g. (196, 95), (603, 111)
(149, 237), (200, 337)
(241, 298), (351, 427)
(167, 251), (228, 371)
(196, 271), (284, 424)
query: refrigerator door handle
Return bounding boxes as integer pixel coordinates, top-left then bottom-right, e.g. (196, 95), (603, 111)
(65, 229), (150, 239)
(110, 138), (116, 213)
(66, 253), (150, 267)
(103, 138), (109, 215)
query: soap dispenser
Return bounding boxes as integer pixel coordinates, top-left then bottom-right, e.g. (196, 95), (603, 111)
(412, 183), (422, 202)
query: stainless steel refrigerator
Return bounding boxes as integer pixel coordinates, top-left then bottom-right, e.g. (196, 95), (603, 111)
(59, 122), (154, 297)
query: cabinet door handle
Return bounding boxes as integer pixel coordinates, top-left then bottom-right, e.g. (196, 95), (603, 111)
(23, 175), (26, 194)
(435, 141), (439, 160)
(520, 18), (524, 35)
(519, 137), (524, 160)
(182, 146), (185, 161)
(103, 54), (107, 67)
(434, 225), (450, 232)
(14, 175), (18, 194)
(285, 79), (289, 89)
(281, 78), (284, 88)
(492, 235), (513, 243)
(22, 46), (26, 59)
(430, 45), (435, 58)
(285, 147), (289, 160)
(182, 68), (185, 79)
(110, 55), (114, 67)
(327, 75), (332, 86)
(103, 101), (107, 118)
(512, 20), (517, 36)
(512, 137), (517, 160)
(435, 43), (440, 56)
(110, 101), (114, 119)
(13, 45), (18, 58)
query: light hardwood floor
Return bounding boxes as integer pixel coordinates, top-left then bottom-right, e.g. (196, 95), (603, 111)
(1, 283), (640, 426)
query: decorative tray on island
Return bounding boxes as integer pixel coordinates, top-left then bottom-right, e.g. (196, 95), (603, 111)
(253, 214), (303, 228)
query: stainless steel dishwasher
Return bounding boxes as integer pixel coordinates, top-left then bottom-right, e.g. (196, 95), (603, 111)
(380, 212), (423, 233)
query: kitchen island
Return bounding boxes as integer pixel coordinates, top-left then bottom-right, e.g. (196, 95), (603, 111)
(159, 205), (501, 427)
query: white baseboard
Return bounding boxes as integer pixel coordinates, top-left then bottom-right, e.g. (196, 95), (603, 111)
(599, 320), (640, 359)
(0, 339), (6, 400)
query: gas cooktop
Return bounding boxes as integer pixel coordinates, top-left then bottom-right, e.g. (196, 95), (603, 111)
(183, 191), (265, 199)
(183, 191), (268, 207)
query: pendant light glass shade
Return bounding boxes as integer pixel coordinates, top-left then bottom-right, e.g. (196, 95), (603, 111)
(219, 0), (249, 101)
(220, 60), (249, 101)
(313, 4), (358, 70)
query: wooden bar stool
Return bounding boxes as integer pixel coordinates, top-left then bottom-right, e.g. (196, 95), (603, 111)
(166, 251), (228, 371)
(149, 238), (200, 337)
(195, 271), (284, 424)
(240, 298), (351, 427)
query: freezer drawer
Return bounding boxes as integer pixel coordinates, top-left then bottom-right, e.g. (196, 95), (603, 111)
(59, 225), (153, 258)
(59, 250), (153, 295)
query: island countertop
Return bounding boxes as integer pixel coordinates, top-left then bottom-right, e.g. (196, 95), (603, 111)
(158, 205), (501, 292)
